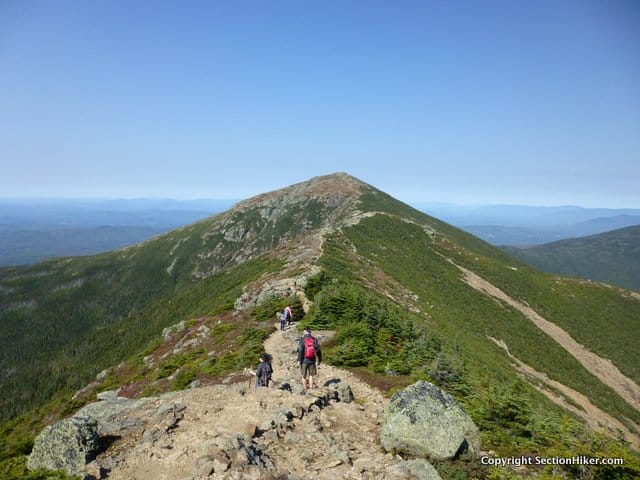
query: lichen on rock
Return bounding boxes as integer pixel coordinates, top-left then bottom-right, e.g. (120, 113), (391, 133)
(27, 415), (100, 477)
(380, 380), (480, 461)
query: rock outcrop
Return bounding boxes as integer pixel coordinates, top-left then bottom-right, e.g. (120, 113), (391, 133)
(27, 328), (455, 479)
(380, 380), (480, 461)
(27, 416), (100, 477)
(323, 378), (354, 403)
(389, 459), (443, 480)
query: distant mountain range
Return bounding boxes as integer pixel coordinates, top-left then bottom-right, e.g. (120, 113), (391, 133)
(503, 225), (640, 290)
(0, 199), (235, 265)
(416, 203), (640, 246)
(1, 174), (638, 478)
(2, 200), (638, 267)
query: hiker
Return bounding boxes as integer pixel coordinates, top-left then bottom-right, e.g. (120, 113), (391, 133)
(249, 353), (273, 387)
(279, 310), (287, 331)
(284, 304), (293, 326)
(298, 327), (322, 392)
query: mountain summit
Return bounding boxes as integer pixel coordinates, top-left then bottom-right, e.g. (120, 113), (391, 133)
(1, 174), (639, 478)
(184, 172), (368, 279)
(234, 172), (365, 214)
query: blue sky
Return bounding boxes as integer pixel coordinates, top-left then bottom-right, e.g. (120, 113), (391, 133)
(1, 1), (639, 207)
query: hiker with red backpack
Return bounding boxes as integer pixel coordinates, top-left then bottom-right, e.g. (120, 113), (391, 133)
(297, 328), (322, 393)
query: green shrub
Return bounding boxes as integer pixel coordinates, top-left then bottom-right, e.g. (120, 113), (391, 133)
(153, 357), (182, 380)
(171, 368), (197, 391)
(304, 270), (330, 300)
(238, 328), (270, 366)
(140, 337), (163, 357)
(429, 355), (464, 390)
(203, 352), (239, 377)
(211, 322), (234, 338)
(0, 414), (37, 461)
(330, 323), (375, 366)
(308, 279), (450, 381)
(139, 383), (161, 398)
(0, 456), (80, 480)
(241, 328), (270, 344)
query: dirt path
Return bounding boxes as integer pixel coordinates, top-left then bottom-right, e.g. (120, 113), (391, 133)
(457, 265), (640, 414)
(102, 325), (399, 480)
(264, 324), (384, 403)
(488, 336), (640, 447)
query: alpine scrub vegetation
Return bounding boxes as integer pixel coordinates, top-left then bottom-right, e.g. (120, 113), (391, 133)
(0, 173), (638, 479)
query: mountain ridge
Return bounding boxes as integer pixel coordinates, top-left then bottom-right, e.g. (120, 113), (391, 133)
(2, 172), (639, 478)
(503, 225), (640, 290)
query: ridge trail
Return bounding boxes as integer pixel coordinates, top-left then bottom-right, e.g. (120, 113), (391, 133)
(103, 325), (401, 480)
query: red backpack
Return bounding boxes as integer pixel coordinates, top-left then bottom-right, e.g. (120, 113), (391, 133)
(303, 336), (316, 360)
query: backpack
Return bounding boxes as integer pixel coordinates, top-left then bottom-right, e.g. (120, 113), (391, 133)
(257, 362), (272, 387)
(279, 313), (287, 323)
(303, 336), (316, 360)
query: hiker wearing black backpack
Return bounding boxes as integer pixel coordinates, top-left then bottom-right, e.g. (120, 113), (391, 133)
(249, 353), (273, 387)
(297, 328), (322, 393)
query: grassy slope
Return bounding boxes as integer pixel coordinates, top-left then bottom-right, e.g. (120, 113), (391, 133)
(0, 193), (332, 423)
(0, 203), (286, 421)
(355, 187), (640, 427)
(302, 217), (639, 476)
(0, 253), (285, 474)
(503, 225), (640, 291)
(2, 179), (639, 478)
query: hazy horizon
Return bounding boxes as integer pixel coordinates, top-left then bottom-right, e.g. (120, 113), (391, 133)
(1, 194), (640, 211)
(2, 2), (638, 209)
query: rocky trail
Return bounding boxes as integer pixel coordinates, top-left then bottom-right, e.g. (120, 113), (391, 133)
(30, 324), (443, 480)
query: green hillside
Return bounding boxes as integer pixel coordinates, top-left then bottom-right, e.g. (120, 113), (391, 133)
(355, 188), (640, 413)
(1, 174), (639, 479)
(503, 225), (640, 290)
(0, 187), (336, 423)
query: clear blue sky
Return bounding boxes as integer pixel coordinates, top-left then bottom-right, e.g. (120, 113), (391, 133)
(1, 0), (639, 207)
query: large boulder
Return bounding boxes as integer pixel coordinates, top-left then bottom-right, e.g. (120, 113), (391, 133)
(380, 381), (480, 461)
(27, 416), (100, 477)
(75, 394), (152, 436)
(26, 396), (155, 477)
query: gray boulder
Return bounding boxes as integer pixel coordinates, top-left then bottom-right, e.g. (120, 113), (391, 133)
(27, 397), (154, 477)
(324, 378), (354, 403)
(390, 459), (442, 480)
(76, 396), (151, 436)
(27, 416), (100, 477)
(380, 381), (480, 461)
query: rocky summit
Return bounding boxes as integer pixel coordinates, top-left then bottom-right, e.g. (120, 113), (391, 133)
(2, 173), (639, 479)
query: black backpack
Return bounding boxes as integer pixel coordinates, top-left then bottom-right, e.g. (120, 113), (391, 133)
(257, 362), (272, 387)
